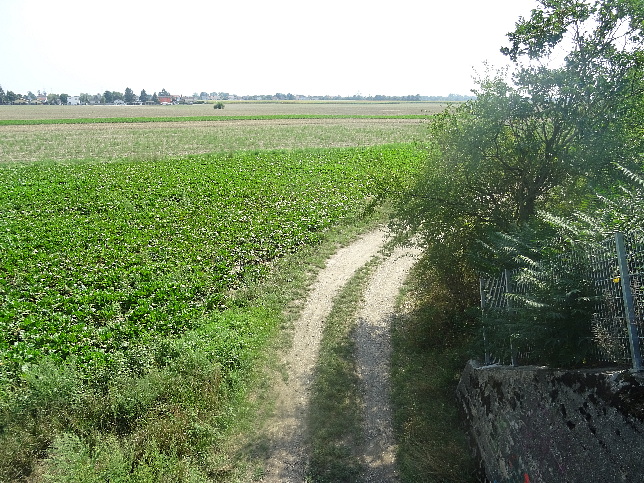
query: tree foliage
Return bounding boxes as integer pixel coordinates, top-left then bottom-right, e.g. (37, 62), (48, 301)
(395, 0), (644, 366)
(124, 87), (136, 104)
(399, 0), (643, 263)
(506, 0), (644, 170)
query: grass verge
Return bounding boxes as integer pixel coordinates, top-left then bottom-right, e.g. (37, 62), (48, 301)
(306, 258), (381, 482)
(391, 258), (480, 482)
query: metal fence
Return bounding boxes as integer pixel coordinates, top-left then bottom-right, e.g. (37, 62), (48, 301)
(480, 231), (644, 371)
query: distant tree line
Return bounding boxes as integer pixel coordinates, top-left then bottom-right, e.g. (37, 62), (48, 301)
(0, 84), (474, 105)
(0, 86), (173, 105)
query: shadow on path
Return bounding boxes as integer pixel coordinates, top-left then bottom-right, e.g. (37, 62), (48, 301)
(354, 244), (422, 482)
(260, 228), (392, 482)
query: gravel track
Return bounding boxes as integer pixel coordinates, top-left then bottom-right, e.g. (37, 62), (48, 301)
(261, 227), (420, 482)
(355, 243), (423, 482)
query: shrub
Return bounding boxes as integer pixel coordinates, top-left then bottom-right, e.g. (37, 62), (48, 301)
(482, 256), (597, 368)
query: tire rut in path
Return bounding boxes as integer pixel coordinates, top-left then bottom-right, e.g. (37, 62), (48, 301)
(354, 243), (422, 482)
(261, 228), (421, 482)
(261, 227), (391, 482)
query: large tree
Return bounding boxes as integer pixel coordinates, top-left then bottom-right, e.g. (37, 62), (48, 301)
(395, 0), (644, 282)
(504, 0), (644, 177)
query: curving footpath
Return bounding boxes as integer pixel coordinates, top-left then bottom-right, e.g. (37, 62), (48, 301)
(261, 227), (420, 482)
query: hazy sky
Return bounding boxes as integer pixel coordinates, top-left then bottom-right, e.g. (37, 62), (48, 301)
(0, 0), (538, 97)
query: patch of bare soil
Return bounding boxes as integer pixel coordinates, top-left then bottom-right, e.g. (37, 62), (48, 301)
(260, 228), (420, 482)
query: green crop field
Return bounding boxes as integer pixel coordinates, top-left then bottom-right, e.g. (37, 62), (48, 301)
(0, 102), (432, 480)
(0, 104), (434, 376)
(0, 145), (424, 383)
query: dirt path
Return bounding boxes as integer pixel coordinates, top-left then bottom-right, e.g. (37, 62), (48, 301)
(261, 227), (420, 482)
(355, 243), (423, 481)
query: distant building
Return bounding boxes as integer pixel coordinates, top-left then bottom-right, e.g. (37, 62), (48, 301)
(67, 96), (81, 105)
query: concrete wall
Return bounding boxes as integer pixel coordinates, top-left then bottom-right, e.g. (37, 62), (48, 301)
(457, 361), (644, 482)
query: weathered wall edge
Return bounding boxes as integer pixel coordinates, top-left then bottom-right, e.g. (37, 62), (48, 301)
(457, 360), (644, 482)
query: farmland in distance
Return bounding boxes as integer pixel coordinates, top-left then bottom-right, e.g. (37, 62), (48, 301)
(0, 102), (443, 164)
(0, 103), (441, 372)
(0, 100), (447, 120)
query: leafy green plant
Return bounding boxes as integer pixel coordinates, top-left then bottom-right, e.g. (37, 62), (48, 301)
(479, 164), (644, 368)
(481, 256), (597, 368)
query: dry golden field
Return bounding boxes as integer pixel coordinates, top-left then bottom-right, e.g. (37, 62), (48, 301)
(0, 119), (427, 163)
(0, 102), (440, 163)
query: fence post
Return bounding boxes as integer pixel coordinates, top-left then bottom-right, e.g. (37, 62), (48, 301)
(615, 232), (643, 372)
(480, 278), (490, 365)
(505, 269), (518, 367)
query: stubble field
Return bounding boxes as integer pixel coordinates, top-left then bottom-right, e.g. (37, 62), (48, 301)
(0, 102), (443, 164)
(0, 118), (427, 163)
(0, 100), (447, 120)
